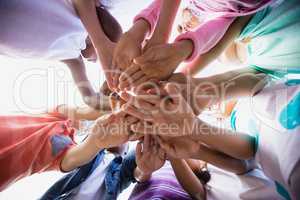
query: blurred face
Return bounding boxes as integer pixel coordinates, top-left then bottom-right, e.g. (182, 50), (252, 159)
(81, 37), (97, 62)
(178, 8), (201, 33)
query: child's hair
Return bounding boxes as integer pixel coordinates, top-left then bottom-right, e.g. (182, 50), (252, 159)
(195, 168), (211, 185)
(96, 6), (122, 42)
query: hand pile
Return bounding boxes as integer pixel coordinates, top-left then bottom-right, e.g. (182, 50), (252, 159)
(90, 23), (203, 175)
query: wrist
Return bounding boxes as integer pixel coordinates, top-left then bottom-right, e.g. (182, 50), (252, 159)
(82, 135), (105, 153)
(134, 167), (152, 182)
(94, 38), (113, 52)
(128, 19), (150, 43)
(175, 39), (194, 60)
(86, 133), (105, 151)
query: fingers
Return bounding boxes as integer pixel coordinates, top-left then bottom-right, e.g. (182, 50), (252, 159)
(139, 63), (161, 79)
(119, 64), (140, 82)
(136, 141), (143, 160)
(157, 145), (166, 161)
(118, 65), (139, 90)
(125, 115), (139, 125)
(113, 72), (120, 91)
(121, 91), (161, 106)
(155, 136), (171, 152)
(130, 122), (155, 135)
(118, 65), (155, 90)
(119, 70), (146, 90)
(164, 83), (181, 105)
(105, 70), (116, 91)
(143, 134), (151, 153)
(122, 104), (154, 122)
(120, 92), (156, 111)
(129, 133), (143, 141)
(134, 53), (152, 66)
(147, 84), (168, 96)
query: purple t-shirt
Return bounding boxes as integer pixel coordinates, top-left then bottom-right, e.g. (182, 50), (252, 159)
(128, 162), (193, 200)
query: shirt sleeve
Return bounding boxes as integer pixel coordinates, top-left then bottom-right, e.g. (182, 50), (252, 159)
(175, 16), (236, 62)
(0, 114), (75, 190)
(133, 0), (162, 37)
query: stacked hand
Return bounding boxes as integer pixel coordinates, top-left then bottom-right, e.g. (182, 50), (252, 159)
(116, 40), (193, 91)
(155, 136), (202, 159)
(96, 40), (117, 90)
(90, 111), (138, 149)
(136, 135), (166, 175)
(121, 83), (199, 137)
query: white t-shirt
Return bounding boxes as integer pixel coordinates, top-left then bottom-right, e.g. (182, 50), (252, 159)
(0, 0), (88, 60)
(206, 165), (281, 200)
(73, 152), (115, 200)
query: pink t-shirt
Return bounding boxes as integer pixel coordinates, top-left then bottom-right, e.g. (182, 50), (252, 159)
(134, 0), (275, 61)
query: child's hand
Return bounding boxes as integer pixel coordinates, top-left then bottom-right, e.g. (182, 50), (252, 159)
(90, 112), (136, 149)
(122, 83), (199, 137)
(134, 40), (194, 81)
(155, 136), (201, 159)
(96, 40), (117, 90)
(112, 19), (150, 89)
(113, 32), (143, 71)
(118, 64), (153, 91)
(136, 135), (166, 175)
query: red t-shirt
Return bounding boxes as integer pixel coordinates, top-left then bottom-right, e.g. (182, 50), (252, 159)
(0, 114), (75, 191)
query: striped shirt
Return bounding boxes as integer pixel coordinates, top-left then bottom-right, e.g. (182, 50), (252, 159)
(128, 162), (193, 200)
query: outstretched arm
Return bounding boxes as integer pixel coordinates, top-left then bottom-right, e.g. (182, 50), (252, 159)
(180, 15), (252, 75)
(157, 136), (254, 174)
(147, 0), (181, 45)
(61, 112), (133, 172)
(72, 0), (117, 89)
(193, 143), (254, 174)
(62, 58), (96, 103)
(170, 159), (206, 200)
(73, 0), (111, 49)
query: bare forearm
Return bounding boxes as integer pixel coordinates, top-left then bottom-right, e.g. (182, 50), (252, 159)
(191, 119), (255, 160)
(128, 19), (151, 43)
(190, 68), (267, 114)
(192, 144), (252, 174)
(170, 159), (205, 200)
(182, 16), (253, 75)
(73, 0), (110, 47)
(61, 137), (100, 172)
(151, 0), (181, 43)
(63, 58), (96, 97)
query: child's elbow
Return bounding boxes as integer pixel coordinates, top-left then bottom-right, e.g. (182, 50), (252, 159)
(234, 159), (256, 175)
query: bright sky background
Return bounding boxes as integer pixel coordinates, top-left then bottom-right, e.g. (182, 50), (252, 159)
(0, 1), (152, 199)
(0, 0), (235, 199)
